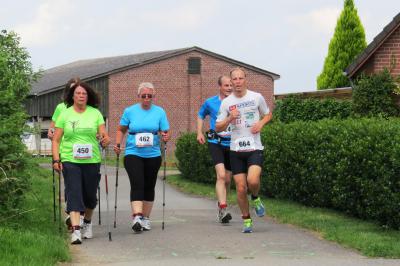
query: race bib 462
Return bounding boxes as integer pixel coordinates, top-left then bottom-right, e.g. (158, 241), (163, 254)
(135, 133), (154, 147)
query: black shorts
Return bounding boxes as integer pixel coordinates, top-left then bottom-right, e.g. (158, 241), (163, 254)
(208, 142), (231, 171)
(229, 150), (264, 175)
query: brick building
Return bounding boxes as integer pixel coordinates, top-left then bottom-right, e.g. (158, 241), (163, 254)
(28, 46), (279, 153)
(346, 12), (400, 79)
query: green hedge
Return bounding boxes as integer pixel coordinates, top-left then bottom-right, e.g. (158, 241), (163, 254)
(273, 96), (352, 123)
(175, 118), (400, 229)
(262, 118), (400, 229)
(352, 69), (400, 117)
(175, 132), (215, 184)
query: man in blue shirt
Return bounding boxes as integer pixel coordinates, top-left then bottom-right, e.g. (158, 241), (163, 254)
(197, 76), (233, 224)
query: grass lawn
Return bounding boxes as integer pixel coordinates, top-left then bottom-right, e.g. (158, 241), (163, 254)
(0, 164), (70, 266)
(167, 174), (400, 258)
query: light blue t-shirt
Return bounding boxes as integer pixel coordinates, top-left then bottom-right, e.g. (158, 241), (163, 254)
(120, 104), (169, 158)
(198, 95), (231, 147)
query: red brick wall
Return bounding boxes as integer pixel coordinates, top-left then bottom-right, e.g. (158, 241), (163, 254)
(108, 51), (275, 154)
(356, 25), (400, 77)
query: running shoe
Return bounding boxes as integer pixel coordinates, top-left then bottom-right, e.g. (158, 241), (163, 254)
(242, 218), (253, 233)
(141, 217), (151, 231)
(71, 230), (82, 244)
(131, 215), (143, 233)
(217, 208), (232, 224)
(82, 222), (93, 239)
(252, 197), (265, 217)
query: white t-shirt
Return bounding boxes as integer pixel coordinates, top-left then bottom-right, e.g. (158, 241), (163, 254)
(216, 90), (270, 151)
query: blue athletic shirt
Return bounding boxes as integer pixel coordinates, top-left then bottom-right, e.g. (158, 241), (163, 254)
(198, 95), (231, 147)
(120, 103), (170, 158)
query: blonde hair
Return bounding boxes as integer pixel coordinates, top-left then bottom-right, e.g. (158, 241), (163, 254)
(230, 67), (246, 77)
(137, 82), (155, 95)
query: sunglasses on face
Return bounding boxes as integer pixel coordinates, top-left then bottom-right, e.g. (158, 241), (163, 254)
(140, 94), (153, 99)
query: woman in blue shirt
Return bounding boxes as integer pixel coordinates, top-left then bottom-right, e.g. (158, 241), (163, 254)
(114, 82), (170, 233)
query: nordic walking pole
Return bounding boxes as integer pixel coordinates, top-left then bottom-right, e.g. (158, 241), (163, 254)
(97, 143), (102, 225)
(162, 141), (167, 230)
(58, 164), (62, 233)
(98, 184), (101, 225)
(102, 147), (112, 241)
(113, 144), (120, 228)
(52, 168), (56, 222)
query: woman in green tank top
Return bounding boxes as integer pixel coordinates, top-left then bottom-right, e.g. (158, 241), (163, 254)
(52, 78), (110, 244)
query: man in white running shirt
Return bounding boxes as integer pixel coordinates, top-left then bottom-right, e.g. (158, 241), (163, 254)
(216, 67), (272, 233)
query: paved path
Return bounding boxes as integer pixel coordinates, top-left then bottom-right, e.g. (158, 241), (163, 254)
(57, 165), (399, 266)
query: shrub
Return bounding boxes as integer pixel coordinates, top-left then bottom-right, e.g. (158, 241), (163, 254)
(175, 132), (215, 184)
(262, 118), (400, 229)
(0, 30), (38, 216)
(273, 96), (352, 123)
(352, 69), (400, 117)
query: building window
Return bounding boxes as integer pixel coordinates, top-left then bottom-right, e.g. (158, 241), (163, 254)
(188, 57), (201, 74)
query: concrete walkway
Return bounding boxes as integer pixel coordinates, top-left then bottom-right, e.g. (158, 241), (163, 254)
(58, 165), (399, 266)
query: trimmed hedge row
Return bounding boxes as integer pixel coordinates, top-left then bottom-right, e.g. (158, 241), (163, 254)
(262, 118), (400, 229)
(175, 118), (400, 229)
(273, 96), (352, 123)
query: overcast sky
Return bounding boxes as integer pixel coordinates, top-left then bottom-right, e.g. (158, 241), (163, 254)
(1, 0), (398, 93)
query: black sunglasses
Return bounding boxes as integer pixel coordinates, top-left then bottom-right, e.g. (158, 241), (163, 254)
(140, 94), (153, 99)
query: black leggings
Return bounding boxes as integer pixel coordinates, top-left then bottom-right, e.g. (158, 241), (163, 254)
(124, 155), (162, 202)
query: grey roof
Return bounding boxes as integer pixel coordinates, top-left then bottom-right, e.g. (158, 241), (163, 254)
(31, 47), (188, 95)
(31, 46), (280, 95)
(346, 12), (400, 78)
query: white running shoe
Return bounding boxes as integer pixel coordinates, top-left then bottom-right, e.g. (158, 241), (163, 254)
(71, 230), (82, 244)
(142, 217), (151, 231)
(82, 222), (93, 239)
(131, 215), (143, 233)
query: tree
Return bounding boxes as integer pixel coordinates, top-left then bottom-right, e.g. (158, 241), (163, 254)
(317, 0), (367, 90)
(0, 30), (39, 215)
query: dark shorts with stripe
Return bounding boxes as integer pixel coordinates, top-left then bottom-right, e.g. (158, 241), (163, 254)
(208, 142), (231, 171)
